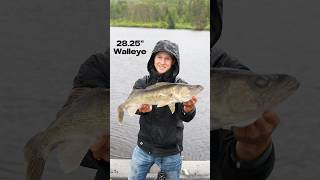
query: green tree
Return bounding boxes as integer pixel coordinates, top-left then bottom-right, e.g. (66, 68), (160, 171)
(167, 11), (175, 29)
(110, 0), (209, 30)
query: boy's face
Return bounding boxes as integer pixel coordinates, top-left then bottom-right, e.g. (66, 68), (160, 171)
(154, 52), (174, 74)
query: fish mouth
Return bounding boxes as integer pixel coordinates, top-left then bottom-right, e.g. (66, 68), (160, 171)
(198, 85), (204, 91)
(191, 85), (204, 95)
(288, 81), (300, 91)
(269, 75), (299, 105)
(280, 74), (300, 91)
(289, 78), (300, 91)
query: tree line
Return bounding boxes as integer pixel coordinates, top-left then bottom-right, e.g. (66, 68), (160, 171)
(111, 0), (210, 30)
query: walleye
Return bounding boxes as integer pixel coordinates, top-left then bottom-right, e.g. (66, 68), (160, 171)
(211, 68), (299, 130)
(118, 82), (204, 124)
(24, 88), (109, 180)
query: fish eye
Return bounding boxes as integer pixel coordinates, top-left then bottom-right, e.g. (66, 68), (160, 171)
(255, 76), (270, 88)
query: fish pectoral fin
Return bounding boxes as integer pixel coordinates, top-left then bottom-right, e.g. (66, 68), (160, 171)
(157, 102), (168, 107)
(168, 103), (176, 113)
(57, 137), (93, 173)
(127, 105), (139, 116)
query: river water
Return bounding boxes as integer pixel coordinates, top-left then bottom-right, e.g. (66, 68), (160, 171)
(110, 27), (210, 160)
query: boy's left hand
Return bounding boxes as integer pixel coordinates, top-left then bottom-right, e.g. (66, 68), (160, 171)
(183, 96), (197, 113)
(233, 111), (280, 161)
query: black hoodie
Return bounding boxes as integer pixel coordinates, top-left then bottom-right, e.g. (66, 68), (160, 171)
(133, 40), (196, 156)
(211, 0), (275, 180)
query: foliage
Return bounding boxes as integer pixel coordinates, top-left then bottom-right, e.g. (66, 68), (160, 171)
(110, 0), (209, 30)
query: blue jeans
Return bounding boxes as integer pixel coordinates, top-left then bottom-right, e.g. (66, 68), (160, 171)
(129, 146), (182, 180)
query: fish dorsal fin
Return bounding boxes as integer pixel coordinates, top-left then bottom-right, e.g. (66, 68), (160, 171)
(146, 82), (171, 90)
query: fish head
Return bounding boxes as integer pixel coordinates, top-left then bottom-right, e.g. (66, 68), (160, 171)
(211, 68), (299, 128)
(173, 84), (204, 102)
(250, 73), (300, 107)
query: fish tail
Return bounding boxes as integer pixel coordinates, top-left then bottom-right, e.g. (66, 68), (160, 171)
(117, 104), (125, 124)
(24, 132), (50, 180)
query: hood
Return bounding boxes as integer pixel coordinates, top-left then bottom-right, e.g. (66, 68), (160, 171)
(211, 0), (223, 48)
(147, 40), (180, 83)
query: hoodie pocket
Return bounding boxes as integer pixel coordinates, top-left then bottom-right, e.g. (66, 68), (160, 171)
(151, 107), (178, 147)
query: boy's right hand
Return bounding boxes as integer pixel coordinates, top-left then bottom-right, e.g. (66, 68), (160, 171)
(90, 134), (109, 161)
(139, 104), (152, 113)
